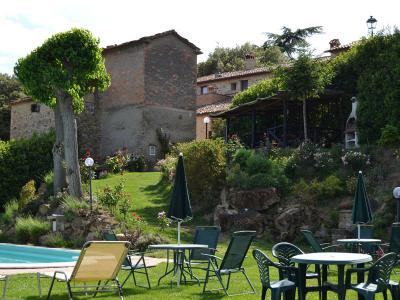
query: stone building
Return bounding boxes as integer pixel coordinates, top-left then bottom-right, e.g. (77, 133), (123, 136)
(196, 55), (274, 139)
(10, 30), (201, 162)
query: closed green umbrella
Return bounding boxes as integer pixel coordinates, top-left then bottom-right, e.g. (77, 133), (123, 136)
(167, 153), (192, 244)
(352, 171), (372, 239)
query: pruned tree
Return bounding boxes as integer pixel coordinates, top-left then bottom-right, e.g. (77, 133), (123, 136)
(280, 53), (333, 140)
(264, 26), (323, 59)
(15, 28), (110, 198)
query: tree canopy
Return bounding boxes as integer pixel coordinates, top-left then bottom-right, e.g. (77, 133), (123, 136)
(15, 28), (110, 113)
(198, 43), (288, 77)
(264, 26), (323, 59)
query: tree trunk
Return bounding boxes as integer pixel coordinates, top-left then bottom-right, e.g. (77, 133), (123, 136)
(58, 93), (83, 199)
(53, 102), (66, 194)
(303, 99), (308, 141)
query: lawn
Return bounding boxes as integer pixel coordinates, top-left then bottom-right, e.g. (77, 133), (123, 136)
(3, 172), (397, 299)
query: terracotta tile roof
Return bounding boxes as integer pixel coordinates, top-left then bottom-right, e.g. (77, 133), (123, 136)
(196, 101), (231, 115)
(103, 30), (202, 54)
(197, 66), (276, 84)
(325, 41), (359, 53)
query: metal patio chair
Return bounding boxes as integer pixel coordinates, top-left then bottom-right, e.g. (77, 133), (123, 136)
(184, 226), (220, 280)
(272, 242), (321, 299)
(41, 241), (129, 300)
(202, 231), (256, 296)
(253, 249), (296, 300)
(346, 252), (398, 300)
(103, 230), (152, 288)
(301, 229), (340, 252)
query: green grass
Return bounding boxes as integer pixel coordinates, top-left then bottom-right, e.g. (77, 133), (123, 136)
(3, 172), (397, 299)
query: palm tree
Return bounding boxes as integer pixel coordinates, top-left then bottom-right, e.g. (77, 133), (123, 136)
(264, 26), (323, 59)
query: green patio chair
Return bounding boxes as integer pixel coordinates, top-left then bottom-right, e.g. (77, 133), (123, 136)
(253, 249), (296, 300)
(301, 230), (340, 252)
(272, 242), (321, 299)
(103, 230), (152, 288)
(202, 231), (256, 296)
(184, 226), (220, 279)
(346, 252), (398, 300)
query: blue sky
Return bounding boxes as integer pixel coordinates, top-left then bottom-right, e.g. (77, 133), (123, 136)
(1, 0), (399, 75)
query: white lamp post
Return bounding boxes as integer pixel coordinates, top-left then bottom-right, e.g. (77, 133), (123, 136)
(203, 116), (210, 139)
(393, 187), (400, 223)
(85, 157), (94, 212)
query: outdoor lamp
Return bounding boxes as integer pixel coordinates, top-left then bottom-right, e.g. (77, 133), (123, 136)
(393, 187), (400, 223)
(85, 156), (94, 212)
(366, 16), (377, 36)
(203, 116), (210, 139)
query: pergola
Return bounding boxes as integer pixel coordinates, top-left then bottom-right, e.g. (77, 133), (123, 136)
(212, 89), (347, 148)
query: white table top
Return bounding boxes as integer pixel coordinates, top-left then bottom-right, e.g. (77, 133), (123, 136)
(337, 238), (381, 244)
(148, 244), (208, 250)
(291, 252), (372, 265)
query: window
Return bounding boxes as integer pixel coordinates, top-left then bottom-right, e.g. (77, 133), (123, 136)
(230, 82), (237, 91)
(149, 145), (156, 156)
(31, 104), (40, 112)
(240, 80), (249, 91)
(200, 86), (209, 95)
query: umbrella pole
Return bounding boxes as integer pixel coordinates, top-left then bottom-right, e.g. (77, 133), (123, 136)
(357, 223), (361, 239)
(178, 221), (181, 245)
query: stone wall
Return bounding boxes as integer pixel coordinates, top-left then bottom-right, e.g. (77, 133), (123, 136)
(10, 100), (54, 140)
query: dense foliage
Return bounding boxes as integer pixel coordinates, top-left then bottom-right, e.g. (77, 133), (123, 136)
(330, 30), (400, 145)
(176, 139), (227, 209)
(0, 73), (24, 141)
(0, 132), (54, 209)
(231, 77), (282, 107)
(198, 43), (288, 76)
(227, 149), (289, 192)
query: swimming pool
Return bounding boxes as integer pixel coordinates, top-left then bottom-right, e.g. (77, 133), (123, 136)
(0, 243), (79, 268)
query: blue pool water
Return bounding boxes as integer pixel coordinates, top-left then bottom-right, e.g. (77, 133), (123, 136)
(0, 243), (79, 265)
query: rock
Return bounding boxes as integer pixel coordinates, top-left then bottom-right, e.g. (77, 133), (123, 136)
(38, 204), (51, 216)
(86, 231), (98, 241)
(228, 188), (280, 211)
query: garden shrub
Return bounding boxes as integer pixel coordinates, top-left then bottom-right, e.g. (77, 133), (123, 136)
(43, 171), (54, 195)
(105, 149), (129, 174)
(98, 180), (130, 214)
(126, 154), (147, 172)
(227, 149), (289, 192)
(18, 180), (36, 210)
(156, 156), (177, 182)
(15, 216), (50, 244)
(1, 199), (18, 225)
(0, 132), (54, 209)
(341, 150), (370, 172)
(378, 124), (400, 147)
(176, 139), (227, 209)
(41, 232), (66, 248)
(62, 195), (89, 221)
(309, 175), (344, 201)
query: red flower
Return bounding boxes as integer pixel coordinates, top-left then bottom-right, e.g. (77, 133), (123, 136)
(136, 216), (141, 221)
(132, 212), (137, 216)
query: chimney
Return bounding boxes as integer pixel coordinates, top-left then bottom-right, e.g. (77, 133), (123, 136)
(244, 53), (256, 70)
(329, 39), (341, 50)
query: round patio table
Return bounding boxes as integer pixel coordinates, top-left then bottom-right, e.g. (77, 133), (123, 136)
(291, 252), (372, 300)
(148, 244), (208, 287)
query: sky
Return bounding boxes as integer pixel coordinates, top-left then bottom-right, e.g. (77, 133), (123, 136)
(1, 0), (399, 75)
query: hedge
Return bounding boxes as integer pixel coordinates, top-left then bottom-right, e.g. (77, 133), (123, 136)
(0, 132), (54, 209)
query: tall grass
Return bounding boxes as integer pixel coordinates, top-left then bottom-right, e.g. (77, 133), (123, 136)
(15, 216), (50, 244)
(1, 199), (18, 225)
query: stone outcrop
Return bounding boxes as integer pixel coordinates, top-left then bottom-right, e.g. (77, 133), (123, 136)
(229, 188), (280, 211)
